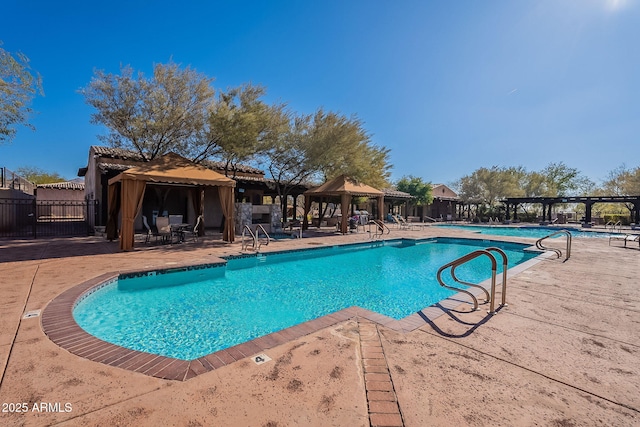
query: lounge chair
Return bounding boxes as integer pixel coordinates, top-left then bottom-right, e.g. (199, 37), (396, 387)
(609, 233), (640, 248)
(394, 215), (414, 230)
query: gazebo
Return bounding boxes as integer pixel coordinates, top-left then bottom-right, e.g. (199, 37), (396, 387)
(106, 153), (236, 251)
(303, 174), (385, 234)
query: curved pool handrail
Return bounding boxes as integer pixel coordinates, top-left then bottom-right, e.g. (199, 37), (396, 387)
(437, 249), (502, 314)
(255, 224), (271, 250)
(367, 220), (390, 240)
(536, 230), (572, 261)
(242, 225), (256, 251)
(485, 247), (508, 312)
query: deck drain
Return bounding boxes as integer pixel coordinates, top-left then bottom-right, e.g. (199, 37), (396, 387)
(23, 310), (41, 319)
(252, 353), (272, 365)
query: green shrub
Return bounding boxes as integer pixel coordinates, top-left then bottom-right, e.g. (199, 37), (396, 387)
(603, 214), (631, 225)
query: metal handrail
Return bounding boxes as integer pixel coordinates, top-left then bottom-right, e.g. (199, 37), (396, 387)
(242, 225), (256, 251)
(367, 220), (390, 240)
(437, 249), (505, 314)
(486, 247), (508, 313)
(536, 230), (572, 261)
(255, 224), (271, 250)
(605, 220), (622, 233)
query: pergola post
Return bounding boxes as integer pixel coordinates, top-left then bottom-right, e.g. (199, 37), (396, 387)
(340, 193), (350, 234)
(584, 201), (594, 224)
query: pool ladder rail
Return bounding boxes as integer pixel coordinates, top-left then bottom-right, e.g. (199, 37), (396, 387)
(241, 224), (271, 252)
(606, 220), (622, 233)
(536, 230), (572, 261)
(437, 247), (508, 315)
(367, 220), (390, 240)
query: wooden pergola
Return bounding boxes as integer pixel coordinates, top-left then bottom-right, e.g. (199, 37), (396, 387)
(502, 195), (640, 224)
(106, 153), (236, 250)
(303, 175), (385, 234)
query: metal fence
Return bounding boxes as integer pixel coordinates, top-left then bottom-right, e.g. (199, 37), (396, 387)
(0, 199), (98, 238)
(0, 167), (36, 195)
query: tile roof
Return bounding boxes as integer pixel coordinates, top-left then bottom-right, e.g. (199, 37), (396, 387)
(90, 145), (264, 175)
(37, 181), (85, 190)
(383, 189), (413, 199)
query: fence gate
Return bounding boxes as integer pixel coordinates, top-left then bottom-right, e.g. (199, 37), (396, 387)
(0, 199), (98, 238)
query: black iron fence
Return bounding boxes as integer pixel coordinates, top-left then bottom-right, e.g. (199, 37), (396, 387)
(0, 199), (98, 238)
(0, 167), (36, 195)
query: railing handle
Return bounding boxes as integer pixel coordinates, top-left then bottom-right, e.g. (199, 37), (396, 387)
(255, 224), (270, 250)
(536, 230), (571, 261)
(437, 249), (504, 314)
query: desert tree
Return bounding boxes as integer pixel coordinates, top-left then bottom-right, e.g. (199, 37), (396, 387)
(0, 42), (43, 143)
(307, 109), (391, 189)
(541, 162), (594, 196)
(15, 166), (65, 184)
(261, 109), (392, 220)
(204, 83), (286, 176)
(81, 61), (214, 161)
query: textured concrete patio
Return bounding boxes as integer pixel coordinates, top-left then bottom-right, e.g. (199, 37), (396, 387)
(0, 225), (638, 426)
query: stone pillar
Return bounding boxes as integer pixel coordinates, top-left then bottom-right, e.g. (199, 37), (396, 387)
(270, 204), (282, 232)
(234, 202), (252, 235)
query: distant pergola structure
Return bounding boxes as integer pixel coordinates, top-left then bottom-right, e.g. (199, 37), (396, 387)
(502, 196), (640, 225)
(303, 174), (385, 234)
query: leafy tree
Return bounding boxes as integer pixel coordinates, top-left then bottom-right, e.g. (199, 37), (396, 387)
(205, 84), (286, 176)
(541, 162), (594, 196)
(15, 166), (65, 184)
(81, 61), (214, 161)
(522, 171), (547, 197)
(396, 176), (433, 206)
(261, 109), (392, 219)
(602, 164), (640, 196)
(0, 42), (43, 143)
(306, 109), (391, 189)
(261, 111), (317, 217)
(601, 164), (640, 217)
(456, 166), (522, 207)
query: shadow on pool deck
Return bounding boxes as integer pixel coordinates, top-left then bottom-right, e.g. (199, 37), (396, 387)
(0, 227), (639, 426)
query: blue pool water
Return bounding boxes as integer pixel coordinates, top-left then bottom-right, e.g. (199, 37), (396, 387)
(434, 224), (617, 239)
(73, 238), (539, 360)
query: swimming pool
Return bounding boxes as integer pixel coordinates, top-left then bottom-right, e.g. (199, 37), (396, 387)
(434, 224), (617, 239)
(73, 238), (539, 360)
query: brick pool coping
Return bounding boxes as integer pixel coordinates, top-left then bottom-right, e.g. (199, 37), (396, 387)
(41, 245), (548, 382)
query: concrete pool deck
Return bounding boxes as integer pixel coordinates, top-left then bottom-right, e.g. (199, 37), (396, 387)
(0, 226), (638, 426)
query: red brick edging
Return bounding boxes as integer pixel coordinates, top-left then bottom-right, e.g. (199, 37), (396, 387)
(359, 319), (405, 427)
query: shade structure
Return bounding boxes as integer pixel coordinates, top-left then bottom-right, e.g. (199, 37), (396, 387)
(106, 152), (236, 250)
(303, 174), (385, 233)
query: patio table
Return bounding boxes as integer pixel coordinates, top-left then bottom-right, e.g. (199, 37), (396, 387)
(170, 223), (191, 243)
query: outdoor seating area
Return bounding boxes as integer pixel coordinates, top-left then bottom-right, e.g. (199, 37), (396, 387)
(142, 214), (201, 245)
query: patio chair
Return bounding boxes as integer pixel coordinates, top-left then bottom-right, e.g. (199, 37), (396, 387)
(394, 215), (412, 230)
(181, 215), (203, 242)
(142, 215), (160, 244)
(169, 215), (183, 225)
(155, 216), (173, 244)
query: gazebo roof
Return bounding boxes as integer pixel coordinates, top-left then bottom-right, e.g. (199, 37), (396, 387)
(108, 153), (235, 187)
(304, 174), (383, 197)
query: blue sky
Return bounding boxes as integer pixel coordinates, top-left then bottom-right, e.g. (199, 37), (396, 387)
(1, 0), (639, 187)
